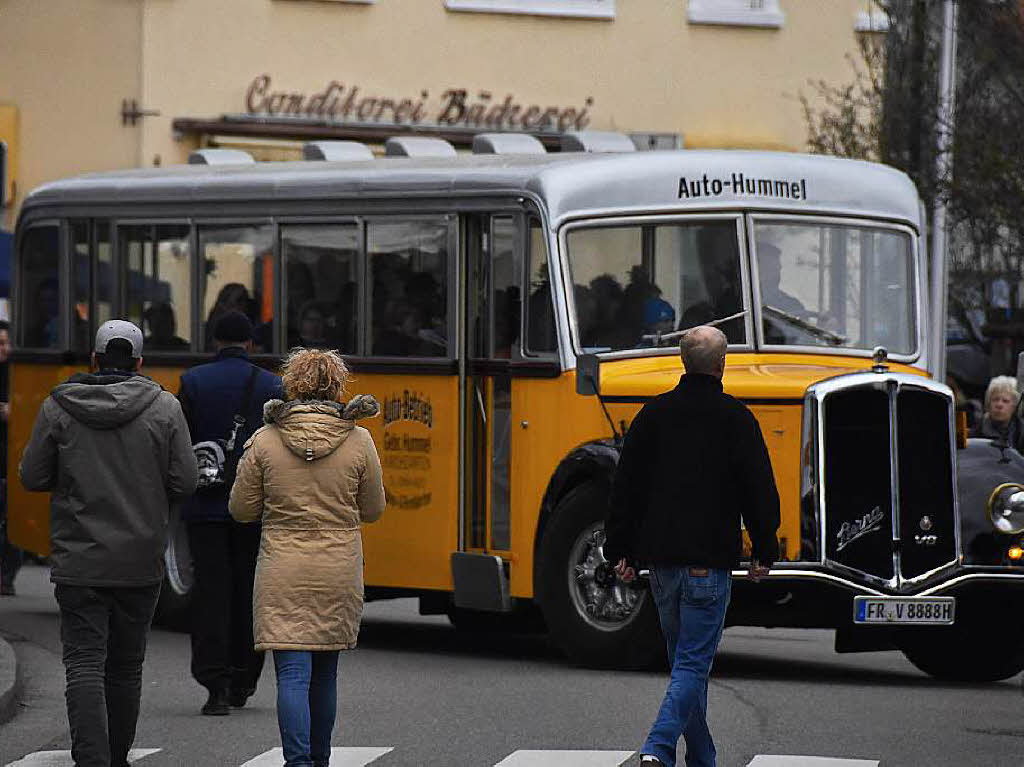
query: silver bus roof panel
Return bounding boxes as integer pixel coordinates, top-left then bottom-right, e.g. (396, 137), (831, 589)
(20, 151), (922, 230)
(472, 133), (547, 155)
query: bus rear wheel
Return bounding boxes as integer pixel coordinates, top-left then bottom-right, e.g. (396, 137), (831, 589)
(537, 482), (663, 670)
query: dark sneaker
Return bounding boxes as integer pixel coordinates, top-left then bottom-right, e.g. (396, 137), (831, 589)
(228, 686), (255, 708)
(201, 689), (230, 716)
(640, 756), (666, 766)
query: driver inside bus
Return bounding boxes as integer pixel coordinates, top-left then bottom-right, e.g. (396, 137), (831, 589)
(758, 241), (808, 319)
(759, 241), (813, 345)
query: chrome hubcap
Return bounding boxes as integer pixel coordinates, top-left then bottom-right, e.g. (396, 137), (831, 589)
(568, 522), (646, 631)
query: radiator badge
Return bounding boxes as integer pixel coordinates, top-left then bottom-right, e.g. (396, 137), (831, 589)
(837, 506), (885, 552)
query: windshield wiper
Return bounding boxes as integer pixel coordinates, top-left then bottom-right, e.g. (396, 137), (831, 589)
(640, 310), (747, 346)
(762, 304), (848, 346)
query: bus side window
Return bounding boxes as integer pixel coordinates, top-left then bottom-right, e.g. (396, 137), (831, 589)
(367, 218), (450, 358)
(118, 224), (193, 352)
(281, 224), (359, 354)
(19, 224), (61, 349)
(95, 222), (113, 329)
(525, 218), (557, 356)
(70, 221), (91, 353)
(199, 225), (275, 353)
(490, 215), (521, 360)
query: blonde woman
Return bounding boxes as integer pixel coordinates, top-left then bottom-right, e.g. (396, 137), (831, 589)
(974, 375), (1022, 447)
(229, 349), (385, 767)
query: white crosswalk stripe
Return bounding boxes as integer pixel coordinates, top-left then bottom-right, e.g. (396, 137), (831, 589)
(239, 746), (393, 767)
(4, 749), (160, 767)
(4, 747), (887, 766)
(493, 751), (635, 766)
(747, 757), (880, 767)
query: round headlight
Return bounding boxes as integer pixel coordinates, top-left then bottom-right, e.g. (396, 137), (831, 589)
(987, 483), (1024, 534)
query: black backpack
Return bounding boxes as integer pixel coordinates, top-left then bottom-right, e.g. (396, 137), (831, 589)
(192, 366), (260, 493)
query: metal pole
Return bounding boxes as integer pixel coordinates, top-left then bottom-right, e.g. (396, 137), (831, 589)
(930, 0), (958, 382)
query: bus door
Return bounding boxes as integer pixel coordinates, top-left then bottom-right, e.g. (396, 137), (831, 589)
(453, 213), (522, 611)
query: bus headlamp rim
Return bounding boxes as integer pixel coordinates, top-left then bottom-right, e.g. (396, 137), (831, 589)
(987, 483), (1024, 535)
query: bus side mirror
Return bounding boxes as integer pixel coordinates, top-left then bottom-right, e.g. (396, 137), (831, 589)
(576, 353), (600, 396)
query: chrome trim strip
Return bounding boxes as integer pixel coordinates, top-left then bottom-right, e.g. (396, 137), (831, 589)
(917, 571), (1024, 596)
(727, 568), (888, 596)
(888, 379), (902, 584)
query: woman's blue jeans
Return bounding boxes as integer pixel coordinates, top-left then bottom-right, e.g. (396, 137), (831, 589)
(641, 566), (732, 767)
(273, 650), (340, 767)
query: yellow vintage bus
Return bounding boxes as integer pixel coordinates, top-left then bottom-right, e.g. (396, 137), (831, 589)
(11, 140), (1024, 681)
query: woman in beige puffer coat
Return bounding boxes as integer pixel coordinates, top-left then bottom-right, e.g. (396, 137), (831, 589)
(229, 348), (384, 767)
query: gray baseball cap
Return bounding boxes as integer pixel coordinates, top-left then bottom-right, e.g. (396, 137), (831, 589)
(95, 320), (144, 358)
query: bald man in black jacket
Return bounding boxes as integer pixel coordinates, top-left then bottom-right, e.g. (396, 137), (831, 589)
(604, 325), (779, 767)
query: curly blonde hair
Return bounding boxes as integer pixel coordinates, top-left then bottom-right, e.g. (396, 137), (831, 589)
(281, 348), (350, 403)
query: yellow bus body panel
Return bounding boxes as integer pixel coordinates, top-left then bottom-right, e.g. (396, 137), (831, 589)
(8, 354), (928, 599)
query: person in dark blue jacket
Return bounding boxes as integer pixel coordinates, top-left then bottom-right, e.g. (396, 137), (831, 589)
(178, 311), (283, 716)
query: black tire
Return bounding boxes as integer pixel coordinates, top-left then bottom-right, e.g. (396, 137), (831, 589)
(536, 482), (663, 670)
(899, 618), (1024, 682)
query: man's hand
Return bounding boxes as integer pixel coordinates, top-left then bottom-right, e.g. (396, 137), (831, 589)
(747, 560), (770, 582)
(615, 558), (636, 583)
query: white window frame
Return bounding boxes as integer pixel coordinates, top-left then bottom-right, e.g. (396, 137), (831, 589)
(688, 0), (784, 29)
(445, 0), (615, 20)
(854, 9), (890, 32)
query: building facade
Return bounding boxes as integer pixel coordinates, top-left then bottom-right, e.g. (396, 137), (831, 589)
(0, 0), (885, 228)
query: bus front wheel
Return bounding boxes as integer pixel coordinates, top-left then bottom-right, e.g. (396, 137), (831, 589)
(899, 618), (1024, 682)
(537, 482), (663, 670)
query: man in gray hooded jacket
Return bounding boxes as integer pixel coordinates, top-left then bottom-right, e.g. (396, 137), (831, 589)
(19, 320), (198, 767)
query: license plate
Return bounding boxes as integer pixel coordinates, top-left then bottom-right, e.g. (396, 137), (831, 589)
(853, 596), (955, 625)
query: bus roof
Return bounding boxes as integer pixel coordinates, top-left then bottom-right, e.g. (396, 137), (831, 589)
(21, 150), (922, 229)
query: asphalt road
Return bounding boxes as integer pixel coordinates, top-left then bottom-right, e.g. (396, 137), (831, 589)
(1, 563), (1021, 767)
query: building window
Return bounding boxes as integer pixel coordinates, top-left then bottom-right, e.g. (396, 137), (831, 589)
(445, 0), (615, 20)
(854, 7), (889, 32)
(688, 0), (785, 28)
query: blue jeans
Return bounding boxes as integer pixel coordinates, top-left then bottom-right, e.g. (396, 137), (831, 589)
(274, 650), (341, 767)
(641, 566), (732, 767)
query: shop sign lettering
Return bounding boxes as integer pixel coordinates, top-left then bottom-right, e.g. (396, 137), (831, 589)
(245, 74), (593, 132)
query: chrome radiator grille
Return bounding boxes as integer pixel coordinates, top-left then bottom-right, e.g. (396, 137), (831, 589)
(812, 373), (959, 591)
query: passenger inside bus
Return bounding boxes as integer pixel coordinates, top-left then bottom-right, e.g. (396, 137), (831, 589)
(26, 278), (60, 349)
(143, 302), (189, 351)
(296, 300), (329, 348)
(205, 283), (255, 351)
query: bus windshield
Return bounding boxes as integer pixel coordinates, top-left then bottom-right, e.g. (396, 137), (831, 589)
(564, 219), (747, 353)
(753, 220), (916, 355)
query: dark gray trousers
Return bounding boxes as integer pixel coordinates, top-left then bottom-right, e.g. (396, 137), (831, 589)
(54, 583), (161, 767)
